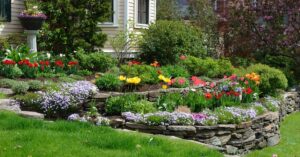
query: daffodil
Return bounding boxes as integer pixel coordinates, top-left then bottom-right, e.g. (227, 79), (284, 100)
(126, 77), (141, 85)
(162, 85), (168, 89)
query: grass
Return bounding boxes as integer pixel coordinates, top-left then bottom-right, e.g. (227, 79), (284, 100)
(0, 111), (223, 157)
(0, 93), (6, 99)
(246, 112), (300, 157)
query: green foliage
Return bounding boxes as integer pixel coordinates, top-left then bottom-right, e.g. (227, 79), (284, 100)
(58, 77), (76, 83)
(171, 77), (190, 88)
(121, 65), (159, 84)
(139, 20), (207, 65)
(28, 80), (44, 91)
(181, 56), (233, 77)
(183, 91), (209, 112)
(95, 73), (122, 91)
(75, 69), (93, 76)
(76, 50), (117, 72)
(126, 100), (157, 114)
(0, 65), (23, 79)
(156, 93), (183, 112)
(38, 0), (111, 53)
(0, 79), (17, 88)
(105, 94), (141, 115)
(246, 64), (288, 95)
(11, 81), (29, 94)
(3, 45), (37, 62)
(13, 92), (41, 111)
(161, 65), (190, 78)
(156, 0), (181, 20)
(253, 105), (267, 116)
(145, 115), (169, 125)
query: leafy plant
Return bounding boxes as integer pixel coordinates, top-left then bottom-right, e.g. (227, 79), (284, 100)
(28, 80), (44, 91)
(13, 92), (42, 111)
(11, 81), (30, 94)
(0, 79), (17, 88)
(0, 65), (23, 79)
(156, 93), (183, 112)
(96, 73), (122, 91)
(76, 50), (117, 72)
(121, 65), (159, 84)
(4, 45), (37, 62)
(161, 65), (190, 78)
(127, 100), (157, 114)
(139, 20), (208, 65)
(105, 94), (141, 115)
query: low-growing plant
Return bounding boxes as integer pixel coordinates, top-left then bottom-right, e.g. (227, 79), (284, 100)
(28, 80), (44, 91)
(128, 100), (157, 114)
(252, 104), (267, 116)
(0, 65), (23, 79)
(145, 114), (170, 125)
(76, 69), (93, 76)
(121, 64), (159, 84)
(13, 92), (42, 111)
(96, 73), (122, 91)
(58, 77), (77, 83)
(11, 81), (29, 94)
(105, 94), (141, 115)
(69, 74), (85, 81)
(156, 93), (183, 112)
(0, 79), (17, 88)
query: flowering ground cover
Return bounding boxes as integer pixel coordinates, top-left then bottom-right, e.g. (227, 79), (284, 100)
(246, 112), (300, 157)
(0, 111), (222, 157)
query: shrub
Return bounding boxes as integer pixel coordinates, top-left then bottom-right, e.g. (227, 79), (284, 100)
(11, 81), (29, 94)
(95, 73), (122, 91)
(246, 64), (288, 95)
(28, 80), (44, 91)
(170, 77), (190, 88)
(126, 100), (157, 114)
(105, 94), (141, 115)
(58, 77), (77, 83)
(184, 91), (209, 112)
(0, 65), (23, 79)
(161, 65), (190, 78)
(181, 56), (233, 78)
(13, 92), (42, 111)
(121, 65), (159, 84)
(76, 50), (117, 72)
(139, 20), (207, 65)
(76, 69), (93, 76)
(0, 79), (17, 88)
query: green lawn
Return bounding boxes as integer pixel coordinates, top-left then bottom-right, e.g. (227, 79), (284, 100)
(246, 112), (300, 157)
(0, 111), (222, 157)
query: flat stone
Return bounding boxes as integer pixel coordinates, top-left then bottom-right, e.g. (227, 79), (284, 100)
(236, 121), (252, 129)
(126, 122), (166, 131)
(218, 124), (236, 130)
(19, 111), (44, 119)
(109, 117), (125, 128)
(195, 125), (218, 131)
(258, 139), (267, 148)
(219, 134), (232, 145)
(196, 131), (216, 138)
(168, 125), (196, 132)
(148, 90), (161, 98)
(264, 112), (279, 121)
(232, 133), (242, 139)
(93, 93), (111, 99)
(0, 99), (21, 112)
(110, 92), (124, 96)
(225, 145), (238, 155)
(267, 134), (280, 146)
(0, 88), (13, 95)
(198, 136), (222, 146)
(217, 130), (232, 135)
(263, 124), (275, 132)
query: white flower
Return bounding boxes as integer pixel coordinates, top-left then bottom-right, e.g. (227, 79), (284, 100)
(33, 6), (38, 9)
(46, 53), (51, 59)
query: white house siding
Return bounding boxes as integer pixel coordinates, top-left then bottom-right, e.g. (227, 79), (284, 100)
(0, 0), (24, 36)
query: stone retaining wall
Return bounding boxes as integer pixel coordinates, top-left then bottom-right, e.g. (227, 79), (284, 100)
(111, 112), (280, 155)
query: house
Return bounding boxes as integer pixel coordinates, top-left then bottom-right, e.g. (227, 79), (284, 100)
(0, 0), (157, 53)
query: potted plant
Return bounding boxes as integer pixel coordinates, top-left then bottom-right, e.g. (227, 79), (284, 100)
(17, 2), (47, 30)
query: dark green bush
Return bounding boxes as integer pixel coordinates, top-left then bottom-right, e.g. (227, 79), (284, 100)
(105, 94), (141, 115)
(246, 64), (288, 95)
(76, 50), (117, 72)
(11, 81), (29, 94)
(96, 73), (122, 91)
(181, 56), (233, 77)
(161, 65), (190, 78)
(28, 80), (44, 91)
(139, 20), (207, 65)
(0, 65), (23, 79)
(38, 0), (110, 53)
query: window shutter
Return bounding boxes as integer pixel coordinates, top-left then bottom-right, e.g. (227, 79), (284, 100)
(0, 0), (11, 22)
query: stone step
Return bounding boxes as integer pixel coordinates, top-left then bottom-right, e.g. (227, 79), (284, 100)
(0, 99), (21, 112)
(18, 111), (45, 119)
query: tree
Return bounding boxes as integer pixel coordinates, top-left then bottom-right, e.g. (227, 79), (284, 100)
(156, 0), (181, 20)
(188, 0), (220, 57)
(38, 0), (111, 54)
(226, 0), (300, 84)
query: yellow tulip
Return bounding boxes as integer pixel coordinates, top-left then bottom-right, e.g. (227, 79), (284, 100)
(119, 75), (127, 81)
(158, 75), (165, 80)
(162, 85), (168, 89)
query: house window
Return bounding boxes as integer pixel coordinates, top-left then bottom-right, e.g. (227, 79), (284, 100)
(0, 0), (11, 22)
(137, 0), (149, 24)
(101, 0), (118, 27)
